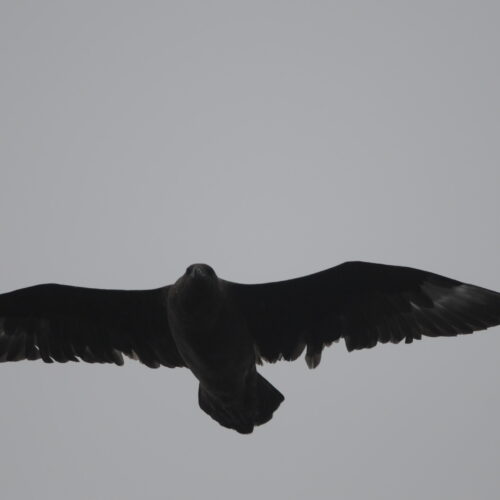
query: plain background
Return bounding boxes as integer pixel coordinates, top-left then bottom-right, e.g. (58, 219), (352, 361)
(1, 2), (500, 499)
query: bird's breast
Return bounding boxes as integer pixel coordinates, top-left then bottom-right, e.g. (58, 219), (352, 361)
(168, 301), (255, 394)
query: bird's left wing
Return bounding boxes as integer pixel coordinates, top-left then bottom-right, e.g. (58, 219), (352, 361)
(0, 283), (184, 368)
(225, 261), (500, 368)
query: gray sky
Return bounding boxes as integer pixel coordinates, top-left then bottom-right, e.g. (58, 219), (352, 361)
(1, 1), (500, 499)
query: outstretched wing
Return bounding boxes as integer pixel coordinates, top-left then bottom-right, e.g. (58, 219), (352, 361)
(0, 283), (184, 368)
(226, 261), (500, 368)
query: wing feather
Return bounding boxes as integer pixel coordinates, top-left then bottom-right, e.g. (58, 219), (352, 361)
(227, 261), (500, 367)
(0, 283), (184, 368)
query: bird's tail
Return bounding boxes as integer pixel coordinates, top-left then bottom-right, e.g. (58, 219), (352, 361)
(253, 373), (285, 426)
(198, 373), (284, 434)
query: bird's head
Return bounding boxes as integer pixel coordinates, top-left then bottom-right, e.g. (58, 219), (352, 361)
(184, 263), (217, 282)
(169, 263), (222, 318)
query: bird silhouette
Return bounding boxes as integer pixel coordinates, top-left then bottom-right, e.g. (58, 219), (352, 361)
(1, 261), (499, 433)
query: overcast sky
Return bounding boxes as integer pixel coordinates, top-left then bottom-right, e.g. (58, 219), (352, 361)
(1, 2), (500, 499)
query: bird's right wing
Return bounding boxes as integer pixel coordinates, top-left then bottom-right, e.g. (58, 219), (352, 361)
(226, 261), (500, 368)
(0, 283), (185, 368)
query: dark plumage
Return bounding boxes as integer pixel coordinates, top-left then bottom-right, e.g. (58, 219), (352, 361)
(1, 261), (500, 433)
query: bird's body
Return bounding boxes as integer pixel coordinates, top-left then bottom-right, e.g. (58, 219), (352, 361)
(1, 260), (500, 433)
(167, 264), (283, 432)
(168, 265), (247, 386)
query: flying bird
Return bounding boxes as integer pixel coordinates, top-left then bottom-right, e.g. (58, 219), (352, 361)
(1, 261), (500, 433)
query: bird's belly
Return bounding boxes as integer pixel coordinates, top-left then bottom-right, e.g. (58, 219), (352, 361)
(172, 321), (255, 398)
